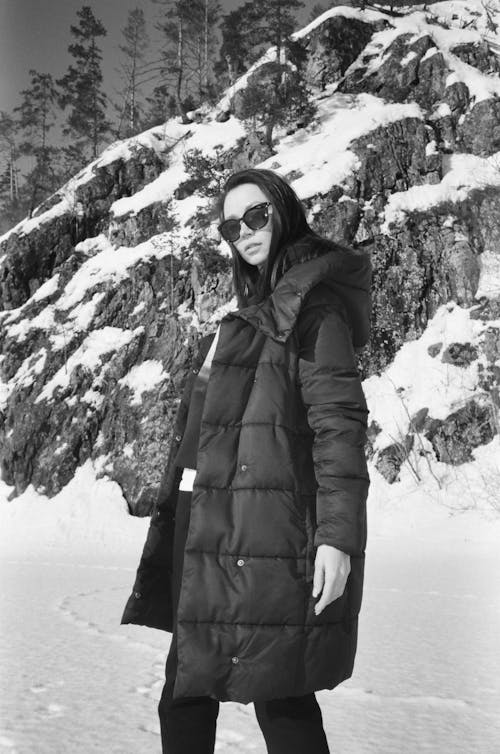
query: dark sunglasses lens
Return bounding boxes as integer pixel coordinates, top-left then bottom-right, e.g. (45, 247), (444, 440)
(244, 205), (268, 230)
(219, 220), (241, 242)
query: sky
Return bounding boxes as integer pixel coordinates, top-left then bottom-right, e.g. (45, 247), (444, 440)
(0, 0), (151, 113)
(0, 0), (320, 116)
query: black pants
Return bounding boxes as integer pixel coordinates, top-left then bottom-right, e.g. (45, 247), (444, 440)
(158, 489), (330, 754)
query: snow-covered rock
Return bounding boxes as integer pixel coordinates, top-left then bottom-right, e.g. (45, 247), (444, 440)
(0, 0), (499, 513)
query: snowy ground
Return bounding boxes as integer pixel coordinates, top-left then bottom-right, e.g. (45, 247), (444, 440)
(1, 460), (500, 753)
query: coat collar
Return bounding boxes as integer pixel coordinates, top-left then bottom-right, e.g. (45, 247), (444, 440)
(229, 235), (372, 348)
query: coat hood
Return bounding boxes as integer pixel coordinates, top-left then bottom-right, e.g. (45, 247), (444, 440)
(232, 235), (372, 348)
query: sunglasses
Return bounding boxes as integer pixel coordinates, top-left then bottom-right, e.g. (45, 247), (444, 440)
(218, 202), (272, 243)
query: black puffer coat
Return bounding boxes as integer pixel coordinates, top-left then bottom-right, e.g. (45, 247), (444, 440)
(122, 235), (371, 704)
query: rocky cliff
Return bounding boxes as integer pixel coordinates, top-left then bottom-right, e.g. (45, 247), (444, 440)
(1, 1), (499, 514)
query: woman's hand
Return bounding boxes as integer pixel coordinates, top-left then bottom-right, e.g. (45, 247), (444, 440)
(313, 544), (351, 615)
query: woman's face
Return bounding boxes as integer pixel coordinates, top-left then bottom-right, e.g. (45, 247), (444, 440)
(222, 183), (273, 267)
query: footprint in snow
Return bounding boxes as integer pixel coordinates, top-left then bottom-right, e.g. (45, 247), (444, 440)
(29, 684), (47, 694)
(138, 723), (160, 736)
(35, 703), (65, 719)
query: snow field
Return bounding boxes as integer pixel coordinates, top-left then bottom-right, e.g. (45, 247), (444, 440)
(1, 456), (500, 753)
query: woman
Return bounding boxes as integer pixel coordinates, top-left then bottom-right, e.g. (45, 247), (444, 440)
(122, 168), (371, 753)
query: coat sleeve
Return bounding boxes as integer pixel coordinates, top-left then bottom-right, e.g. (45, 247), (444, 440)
(297, 289), (370, 557)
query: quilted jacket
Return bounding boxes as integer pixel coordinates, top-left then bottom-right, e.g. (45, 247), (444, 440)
(121, 234), (371, 703)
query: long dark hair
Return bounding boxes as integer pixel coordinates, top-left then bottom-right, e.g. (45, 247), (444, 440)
(216, 168), (322, 307)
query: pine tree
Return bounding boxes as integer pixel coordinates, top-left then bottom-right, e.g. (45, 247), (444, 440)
(142, 84), (177, 129)
(235, 0), (314, 150)
(217, 0), (304, 90)
(13, 70), (60, 216)
(0, 111), (28, 232)
(184, 0), (221, 103)
(57, 5), (111, 164)
(260, 0), (304, 64)
(151, 0), (221, 121)
(0, 162), (10, 195)
(56, 142), (90, 185)
(0, 112), (20, 204)
(239, 60), (316, 150)
(114, 8), (150, 139)
(216, 10), (246, 88)
(217, 2), (271, 87)
(152, 0), (193, 123)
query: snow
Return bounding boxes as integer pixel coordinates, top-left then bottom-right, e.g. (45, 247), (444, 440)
(476, 249), (500, 299)
(259, 93), (424, 199)
(59, 235), (145, 310)
(426, 0), (500, 39)
(1, 456), (500, 753)
(4, 305), (56, 340)
(381, 151), (500, 232)
(425, 139), (438, 155)
(431, 101), (452, 118)
(29, 228), (197, 362)
(31, 275), (60, 302)
(0, 191), (73, 247)
(175, 294), (239, 336)
(1, 232), (185, 405)
(421, 45), (440, 62)
(363, 301), (490, 450)
(65, 292), (107, 329)
(7, 349), (48, 395)
(290, 5), (388, 40)
(91, 125), (171, 168)
(401, 49), (419, 67)
(118, 360), (169, 406)
(173, 194), (213, 237)
(34, 326), (144, 405)
(336, 5), (500, 105)
(206, 297), (239, 325)
(109, 116), (246, 221)
(213, 46), (284, 115)
(25, 87), (422, 242)
(0, 126), (174, 246)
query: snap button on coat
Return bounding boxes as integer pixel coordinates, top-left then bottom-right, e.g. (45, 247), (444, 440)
(231, 656), (239, 664)
(237, 559), (245, 566)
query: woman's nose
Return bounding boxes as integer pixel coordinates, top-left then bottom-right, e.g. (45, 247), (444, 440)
(239, 221), (254, 239)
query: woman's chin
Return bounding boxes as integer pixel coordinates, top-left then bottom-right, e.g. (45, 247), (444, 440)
(244, 251), (269, 267)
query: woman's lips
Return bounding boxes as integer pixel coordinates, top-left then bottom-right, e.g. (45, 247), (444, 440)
(244, 243), (260, 253)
